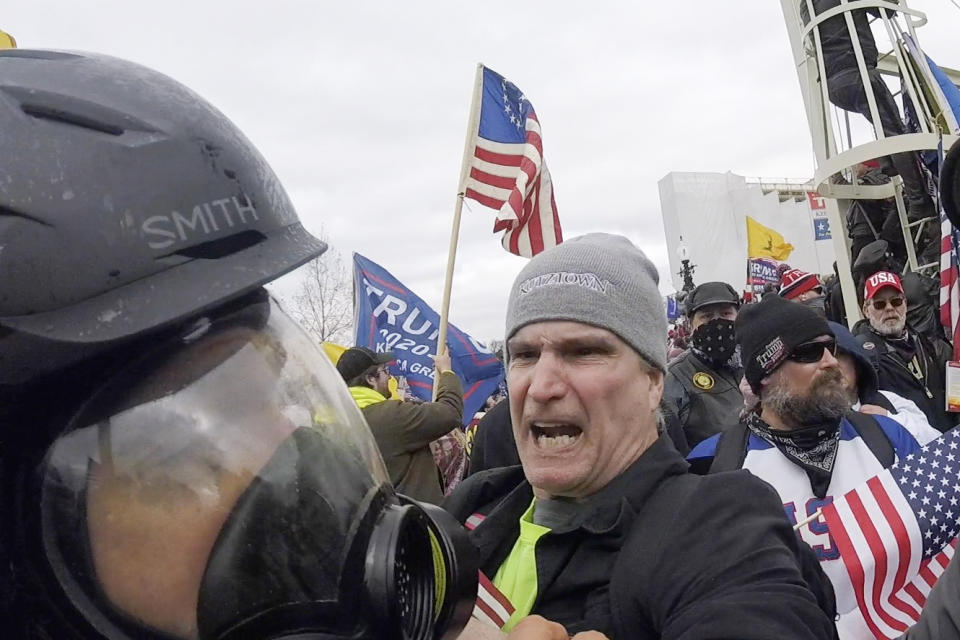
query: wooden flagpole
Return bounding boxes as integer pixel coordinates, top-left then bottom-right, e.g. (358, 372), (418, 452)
(793, 508), (823, 531)
(434, 63), (484, 398)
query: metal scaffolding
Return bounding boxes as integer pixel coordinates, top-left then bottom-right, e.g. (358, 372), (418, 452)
(780, 0), (960, 324)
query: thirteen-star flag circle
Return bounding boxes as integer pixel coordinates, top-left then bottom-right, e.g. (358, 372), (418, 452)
(462, 66), (562, 258)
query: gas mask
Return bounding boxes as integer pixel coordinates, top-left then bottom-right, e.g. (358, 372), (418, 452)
(34, 294), (476, 640)
(691, 318), (738, 366)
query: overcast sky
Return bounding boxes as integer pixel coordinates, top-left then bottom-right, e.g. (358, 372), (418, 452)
(6, 1), (959, 342)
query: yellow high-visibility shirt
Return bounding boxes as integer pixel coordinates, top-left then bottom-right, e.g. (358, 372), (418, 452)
(492, 498), (551, 632)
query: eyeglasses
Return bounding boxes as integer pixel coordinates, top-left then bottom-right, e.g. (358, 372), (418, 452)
(868, 296), (905, 311)
(788, 339), (837, 364)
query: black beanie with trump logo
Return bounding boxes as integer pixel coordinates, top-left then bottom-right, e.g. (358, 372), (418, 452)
(737, 294), (833, 393)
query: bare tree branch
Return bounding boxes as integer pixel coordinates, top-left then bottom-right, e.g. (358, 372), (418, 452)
(289, 230), (353, 345)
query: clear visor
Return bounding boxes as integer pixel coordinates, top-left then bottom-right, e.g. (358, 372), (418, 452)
(41, 297), (389, 639)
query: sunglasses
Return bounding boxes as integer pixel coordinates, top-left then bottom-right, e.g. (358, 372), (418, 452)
(788, 339), (837, 364)
(868, 296), (905, 311)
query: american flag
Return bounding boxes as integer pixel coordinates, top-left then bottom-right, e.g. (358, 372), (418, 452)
(462, 66), (562, 258)
(822, 429), (960, 639)
(472, 571), (515, 630)
(465, 513), (516, 630)
(938, 137), (960, 359)
(940, 211), (960, 358)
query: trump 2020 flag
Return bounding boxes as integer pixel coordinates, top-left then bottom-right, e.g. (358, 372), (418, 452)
(352, 253), (504, 423)
(462, 66), (562, 258)
(822, 428), (960, 639)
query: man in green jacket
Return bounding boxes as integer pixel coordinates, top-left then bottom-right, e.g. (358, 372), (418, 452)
(337, 346), (464, 504)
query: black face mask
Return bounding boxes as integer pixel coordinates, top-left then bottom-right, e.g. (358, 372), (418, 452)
(801, 294), (827, 317)
(691, 318), (738, 366)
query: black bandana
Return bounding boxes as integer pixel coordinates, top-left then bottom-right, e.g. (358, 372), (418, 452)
(691, 318), (739, 367)
(746, 412), (841, 499)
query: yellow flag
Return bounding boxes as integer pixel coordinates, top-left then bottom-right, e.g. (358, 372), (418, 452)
(0, 30), (16, 49)
(321, 341), (401, 399)
(746, 216), (794, 261)
(321, 341), (348, 366)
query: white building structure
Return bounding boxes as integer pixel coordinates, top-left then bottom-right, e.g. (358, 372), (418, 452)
(659, 171), (836, 293)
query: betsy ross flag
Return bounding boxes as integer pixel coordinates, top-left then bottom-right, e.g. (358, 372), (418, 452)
(822, 428), (960, 639)
(463, 66), (562, 258)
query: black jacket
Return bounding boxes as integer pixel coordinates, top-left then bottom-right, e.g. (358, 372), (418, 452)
(801, 0), (880, 79)
(467, 399), (520, 477)
(443, 436), (836, 639)
(664, 350), (743, 449)
(854, 322), (957, 432)
(845, 169), (894, 239)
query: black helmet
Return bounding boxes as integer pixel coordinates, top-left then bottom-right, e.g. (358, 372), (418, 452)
(0, 49), (325, 384)
(0, 50), (475, 640)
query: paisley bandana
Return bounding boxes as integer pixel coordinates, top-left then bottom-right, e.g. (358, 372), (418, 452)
(746, 412), (841, 499)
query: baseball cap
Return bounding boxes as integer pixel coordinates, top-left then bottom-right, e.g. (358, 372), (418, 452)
(336, 346), (395, 381)
(684, 281), (740, 316)
(863, 271), (904, 300)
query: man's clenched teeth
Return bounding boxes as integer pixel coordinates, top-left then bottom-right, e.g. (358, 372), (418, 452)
(532, 422), (583, 448)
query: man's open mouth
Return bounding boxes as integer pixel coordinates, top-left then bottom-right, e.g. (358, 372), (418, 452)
(531, 422), (583, 448)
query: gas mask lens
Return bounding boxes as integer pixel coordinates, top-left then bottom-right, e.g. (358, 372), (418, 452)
(39, 296), (474, 640)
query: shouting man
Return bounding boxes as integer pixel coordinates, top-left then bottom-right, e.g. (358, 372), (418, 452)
(444, 233), (835, 639)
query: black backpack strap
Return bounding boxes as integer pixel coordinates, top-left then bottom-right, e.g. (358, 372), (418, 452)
(844, 410), (896, 468)
(869, 392), (896, 414)
(707, 422), (751, 473)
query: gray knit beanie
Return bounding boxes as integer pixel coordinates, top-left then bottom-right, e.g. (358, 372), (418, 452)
(504, 233), (667, 371)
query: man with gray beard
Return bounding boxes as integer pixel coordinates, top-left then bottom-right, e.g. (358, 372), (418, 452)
(853, 271), (956, 432)
(689, 294), (934, 639)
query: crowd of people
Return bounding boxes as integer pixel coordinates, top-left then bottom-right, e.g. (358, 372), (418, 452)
(4, 17), (960, 640)
(351, 237), (960, 639)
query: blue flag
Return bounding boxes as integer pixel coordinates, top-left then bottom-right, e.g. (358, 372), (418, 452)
(665, 295), (680, 322)
(814, 217), (831, 241)
(352, 253), (504, 425)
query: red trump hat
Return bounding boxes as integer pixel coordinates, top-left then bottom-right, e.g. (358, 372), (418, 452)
(863, 271), (904, 300)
